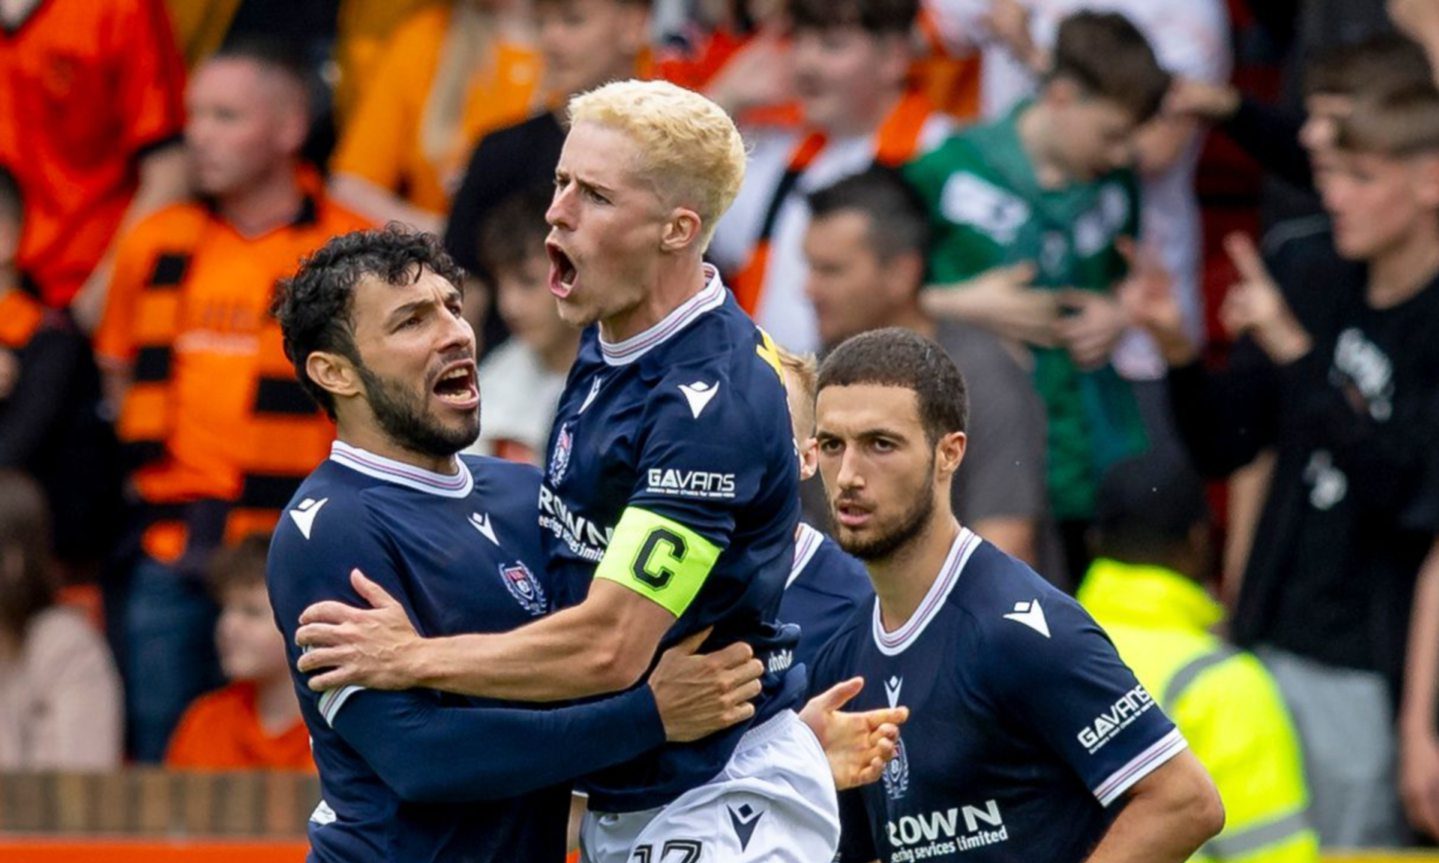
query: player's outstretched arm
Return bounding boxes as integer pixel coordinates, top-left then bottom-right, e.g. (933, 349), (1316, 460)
(331, 685), (664, 804)
(324, 628), (764, 802)
(298, 567), (679, 700)
(799, 677), (908, 791)
(1081, 748), (1224, 863)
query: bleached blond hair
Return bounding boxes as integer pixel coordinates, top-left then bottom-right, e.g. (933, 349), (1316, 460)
(777, 346), (819, 442)
(568, 79), (746, 250)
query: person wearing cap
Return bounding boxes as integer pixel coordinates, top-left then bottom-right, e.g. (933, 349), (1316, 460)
(1078, 456), (1318, 863)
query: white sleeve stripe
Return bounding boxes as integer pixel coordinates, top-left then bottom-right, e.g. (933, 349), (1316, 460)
(319, 685), (366, 727)
(1093, 728), (1188, 807)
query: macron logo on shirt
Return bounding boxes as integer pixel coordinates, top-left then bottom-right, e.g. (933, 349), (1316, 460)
(289, 498), (328, 540)
(679, 381), (720, 418)
(1003, 599), (1050, 638)
(469, 512), (499, 546)
(885, 676), (904, 709)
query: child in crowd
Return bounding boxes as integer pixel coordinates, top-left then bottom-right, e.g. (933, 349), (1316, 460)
(464, 183), (580, 466)
(907, 11), (1170, 582)
(166, 533), (312, 770)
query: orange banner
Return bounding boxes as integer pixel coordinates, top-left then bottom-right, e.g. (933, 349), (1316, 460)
(0, 838), (307, 862)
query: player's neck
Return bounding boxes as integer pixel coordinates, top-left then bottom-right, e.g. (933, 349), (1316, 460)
(254, 674), (302, 737)
(215, 161), (305, 239)
(869, 516), (962, 632)
(598, 255), (708, 344)
(821, 88), (904, 140)
(1016, 104), (1075, 190)
(1367, 222), (1439, 309)
(338, 425), (461, 476)
(0, 265), (16, 297)
(882, 304), (935, 340)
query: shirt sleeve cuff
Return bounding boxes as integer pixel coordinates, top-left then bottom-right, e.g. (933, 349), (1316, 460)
(1093, 728), (1188, 807)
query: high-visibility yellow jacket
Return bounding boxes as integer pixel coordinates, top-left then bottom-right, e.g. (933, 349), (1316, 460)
(1078, 558), (1320, 863)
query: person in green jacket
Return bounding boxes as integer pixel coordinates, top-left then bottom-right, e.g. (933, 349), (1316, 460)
(906, 10), (1170, 583)
(1078, 455), (1319, 863)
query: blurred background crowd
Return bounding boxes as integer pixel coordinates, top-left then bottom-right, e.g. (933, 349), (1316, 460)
(3, 0), (1439, 856)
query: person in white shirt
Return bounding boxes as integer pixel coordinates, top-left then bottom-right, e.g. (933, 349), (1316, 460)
(709, 0), (953, 354)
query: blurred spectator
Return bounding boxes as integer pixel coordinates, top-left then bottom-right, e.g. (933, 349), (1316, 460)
(1391, 0), (1439, 84)
(956, 0), (1230, 379)
(669, 0), (800, 130)
(909, 11), (1169, 584)
(1079, 455), (1320, 863)
(166, 533), (312, 771)
(1168, 35), (1432, 198)
(710, 0), (953, 354)
(1125, 85), (1439, 846)
(0, 0), (188, 322)
(329, 0), (543, 234)
(0, 167), (121, 577)
(774, 347), (873, 666)
(802, 168), (1052, 574)
(333, 0), (438, 124)
(445, 0), (651, 355)
(0, 471), (122, 770)
(164, 0), (340, 70)
(463, 184), (579, 465)
(93, 40), (369, 761)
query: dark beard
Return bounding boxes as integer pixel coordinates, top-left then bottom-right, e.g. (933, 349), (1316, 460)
(355, 361), (480, 458)
(833, 452), (939, 562)
(838, 487), (936, 562)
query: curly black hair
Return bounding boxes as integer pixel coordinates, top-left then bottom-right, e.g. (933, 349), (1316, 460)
(817, 327), (968, 446)
(272, 225), (467, 418)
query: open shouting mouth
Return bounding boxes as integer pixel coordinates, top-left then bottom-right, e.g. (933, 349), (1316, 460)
(432, 360), (479, 411)
(547, 241), (578, 299)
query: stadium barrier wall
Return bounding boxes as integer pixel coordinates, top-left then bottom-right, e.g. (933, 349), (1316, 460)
(0, 772), (1432, 862)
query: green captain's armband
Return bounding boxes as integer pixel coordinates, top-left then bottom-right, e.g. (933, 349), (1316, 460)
(595, 507), (722, 617)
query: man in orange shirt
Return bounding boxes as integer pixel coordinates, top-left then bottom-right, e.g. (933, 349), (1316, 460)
(167, 533), (312, 771)
(95, 39), (370, 761)
(0, 0), (190, 319)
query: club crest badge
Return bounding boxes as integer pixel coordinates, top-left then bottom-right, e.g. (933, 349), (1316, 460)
(499, 562), (547, 616)
(884, 734), (910, 801)
(549, 422), (573, 484)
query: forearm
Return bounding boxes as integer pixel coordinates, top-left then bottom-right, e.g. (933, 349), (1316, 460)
(1402, 539), (1439, 738)
(1221, 452), (1275, 606)
(407, 603), (651, 702)
(334, 686), (665, 803)
(1084, 788), (1221, 861)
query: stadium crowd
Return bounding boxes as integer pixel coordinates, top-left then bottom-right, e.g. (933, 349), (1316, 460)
(3, 0), (1439, 858)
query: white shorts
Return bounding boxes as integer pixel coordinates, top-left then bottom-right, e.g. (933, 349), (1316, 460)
(580, 709), (840, 863)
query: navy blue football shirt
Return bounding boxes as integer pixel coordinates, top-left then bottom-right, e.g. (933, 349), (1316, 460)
(781, 522), (874, 668)
(268, 442), (667, 863)
(539, 267), (805, 812)
(811, 528), (1186, 863)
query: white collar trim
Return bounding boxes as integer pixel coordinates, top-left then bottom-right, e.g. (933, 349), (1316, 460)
(599, 265), (726, 366)
(872, 528), (980, 656)
(330, 441), (473, 499)
(788, 522), (827, 589)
